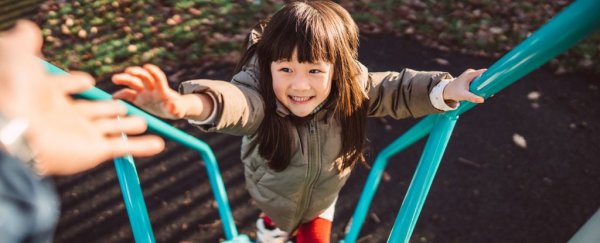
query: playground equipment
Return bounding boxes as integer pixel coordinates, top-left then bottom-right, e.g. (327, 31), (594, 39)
(45, 0), (600, 242)
(46, 62), (247, 243)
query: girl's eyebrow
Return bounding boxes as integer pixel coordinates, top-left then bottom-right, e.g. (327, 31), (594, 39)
(273, 60), (290, 64)
(273, 57), (292, 63)
(272, 59), (330, 67)
(307, 61), (331, 67)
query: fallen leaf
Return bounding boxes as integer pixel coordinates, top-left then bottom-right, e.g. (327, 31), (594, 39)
(369, 213), (381, 224)
(382, 171), (391, 182)
(433, 58), (449, 65)
(527, 91), (540, 100)
(512, 133), (527, 148)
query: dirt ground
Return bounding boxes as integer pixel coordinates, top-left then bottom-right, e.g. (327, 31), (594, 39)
(52, 35), (600, 243)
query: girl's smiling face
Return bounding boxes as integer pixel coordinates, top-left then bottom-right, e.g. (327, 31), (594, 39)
(271, 50), (334, 117)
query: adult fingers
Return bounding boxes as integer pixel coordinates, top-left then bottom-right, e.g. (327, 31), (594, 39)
(112, 73), (145, 92)
(0, 20), (42, 57)
(0, 21), (44, 83)
(125, 66), (155, 90)
(53, 71), (95, 94)
(143, 64), (171, 97)
(109, 135), (165, 158)
(96, 115), (148, 136)
(112, 88), (139, 103)
(73, 100), (127, 119)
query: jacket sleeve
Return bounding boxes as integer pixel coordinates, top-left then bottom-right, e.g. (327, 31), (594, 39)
(0, 152), (59, 243)
(364, 64), (453, 119)
(178, 66), (264, 136)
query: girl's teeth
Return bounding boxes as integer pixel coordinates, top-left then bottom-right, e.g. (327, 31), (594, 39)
(291, 96), (310, 102)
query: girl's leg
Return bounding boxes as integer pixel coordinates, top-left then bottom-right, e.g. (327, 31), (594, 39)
(295, 217), (332, 243)
(294, 196), (337, 242)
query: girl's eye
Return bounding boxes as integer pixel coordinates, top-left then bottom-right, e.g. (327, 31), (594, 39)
(280, 68), (291, 73)
(309, 69), (323, 74)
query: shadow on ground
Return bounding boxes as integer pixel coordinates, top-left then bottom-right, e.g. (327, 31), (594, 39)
(53, 35), (600, 243)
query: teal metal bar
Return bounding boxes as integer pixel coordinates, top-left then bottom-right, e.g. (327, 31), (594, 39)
(45, 63), (243, 241)
(451, 0), (600, 117)
(569, 208), (600, 243)
(114, 156), (156, 243)
(46, 64), (156, 242)
(343, 115), (436, 243)
(344, 0), (600, 241)
(387, 113), (457, 243)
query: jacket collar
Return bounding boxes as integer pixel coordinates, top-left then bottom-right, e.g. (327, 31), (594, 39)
(275, 101), (291, 117)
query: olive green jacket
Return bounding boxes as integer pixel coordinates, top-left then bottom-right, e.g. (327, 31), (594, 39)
(179, 54), (450, 232)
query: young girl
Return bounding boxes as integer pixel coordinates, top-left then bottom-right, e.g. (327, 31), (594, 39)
(112, 1), (484, 242)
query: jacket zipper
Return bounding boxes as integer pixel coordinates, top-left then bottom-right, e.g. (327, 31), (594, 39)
(294, 119), (321, 226)
(309, 120), (316, 134)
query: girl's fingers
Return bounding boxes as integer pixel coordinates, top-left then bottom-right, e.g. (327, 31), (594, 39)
(463, 91), (484, 103)
(96, 116), (148, 136)
(73, 100), (127, 119)
(459, 68), (486, 81)
(112, 73), (145, 92)
(113, 88), (139, 103)
(143, 64), (171, 96)
(461, 70), (482, 81)
(108, 135), (165, 158)
(125, 66), (155, 90)
(471, 95), (485, 103)
(463, 69), (486, 103)
(467, 69), (487, 82)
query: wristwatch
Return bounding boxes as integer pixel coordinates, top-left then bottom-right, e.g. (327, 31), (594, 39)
(0, 113), (37, 165)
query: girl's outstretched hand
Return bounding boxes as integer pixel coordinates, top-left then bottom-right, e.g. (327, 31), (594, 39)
(443, 68), (486, 104)
(112, 64), (187, 119)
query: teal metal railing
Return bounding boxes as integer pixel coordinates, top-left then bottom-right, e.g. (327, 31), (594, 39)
(343, 0), (600, 242)
(44, 64), (250, 243)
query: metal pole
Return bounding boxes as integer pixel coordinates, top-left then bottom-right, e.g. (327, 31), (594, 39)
(452, 0), (600, 117)
(343, 115), (436, 243)
(114, 156), (156, 243)
(387, 114), (457, 243)
(568, 208), (600, 243)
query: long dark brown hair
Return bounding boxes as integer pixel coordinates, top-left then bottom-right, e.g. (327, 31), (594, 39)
(235, 0), (368, 172)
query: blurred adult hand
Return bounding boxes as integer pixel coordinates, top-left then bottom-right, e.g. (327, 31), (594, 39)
(0, 21), (165, 175)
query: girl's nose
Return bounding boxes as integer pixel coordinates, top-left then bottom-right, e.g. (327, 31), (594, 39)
(290, 75), (311, 90)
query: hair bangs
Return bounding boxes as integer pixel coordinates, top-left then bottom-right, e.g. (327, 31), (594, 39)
(267, 22), (297, 62)
(265, 3), (336, 64)
(294, 17), (335, 64)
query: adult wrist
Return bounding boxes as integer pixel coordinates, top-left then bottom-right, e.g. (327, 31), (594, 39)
(0, 113), (43, 175)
